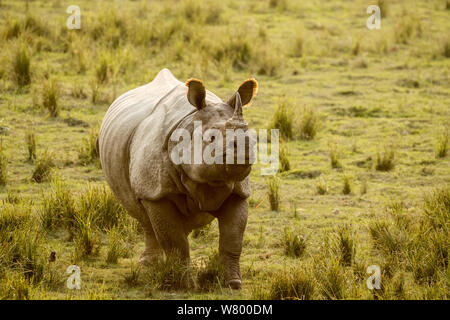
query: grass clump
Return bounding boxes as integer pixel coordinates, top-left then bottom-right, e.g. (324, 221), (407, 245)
(406, 187), (449, 287)
(144, 253), (192, 291)
(435, 129), (448, 158)
(342, 175), (352, 195)
(290, 32), (304, 57)
(123, 263), (142, 287)
(266, 176), (280, 211)
(31, 150), (54, 183)
(269, 0), (288, 11)
(13, 45), (31, 87)
(0, 203), (28, 233)
(283, 228), (307, 258)
(336, 227), (356, 266)
(298, 107), (319, 141)
(73, 211), (101, 260)
(90, 79), (102, 104)
(95, 55), (112, 84)
(422, 186), (449, 230)
(0, 141), (7, 186)
(329, 143), (341, 169)
(3, 19), (21, 40)
(316, 179), (328, 195)
(442, 38), (450, 58)
(314, 258), (347, 300)
(394, 14), (422, 44)
(22, 14), (50, 38)
(78, 127), (99, 165)
(106, 226), (129, 264)
(40, 178), (77, 232)
(254, 47), (282, 76)
(25, 130), (36, 162)
(1, 273), (34, 300)
(196, 251), (224, 292)
(365, 186), (449, 294)
(264, 267), (315, 300)
(41, 79), (60, 117)
(352, 40), (360, 56)
(270, 100), (293, 140)
(375, 147), (395, 171)
(369, 221), (406, 257)
(360, 180), (368, 195)
(78, 185), (125, 230)
(278, 142), (290, 173)
(182, 0), (204, 24)
(3, 189), (21, 204)
(3, 229), (46, 284)
(377, 0), (388, 17)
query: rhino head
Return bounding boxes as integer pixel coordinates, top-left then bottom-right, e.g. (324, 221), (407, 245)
(168, 78), (258, 186)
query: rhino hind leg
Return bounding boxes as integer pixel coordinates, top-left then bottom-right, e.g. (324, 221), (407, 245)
(140, 198), (194, 289)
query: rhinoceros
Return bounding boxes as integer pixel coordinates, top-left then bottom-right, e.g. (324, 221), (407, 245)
(98, 68), (258, 289)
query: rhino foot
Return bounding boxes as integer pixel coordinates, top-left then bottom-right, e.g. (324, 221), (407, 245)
(226, 279), (242, 290)
(139, 252), (162, 266)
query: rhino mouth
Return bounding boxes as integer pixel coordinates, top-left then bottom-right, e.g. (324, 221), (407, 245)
(225, 164), (252, 181)
(208, 180), (227, 187)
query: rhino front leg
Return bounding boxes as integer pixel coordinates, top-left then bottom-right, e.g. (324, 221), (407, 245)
(216, 194), (248, 290)
(140, 198), (193, 288)
(139, 224), (163, 266)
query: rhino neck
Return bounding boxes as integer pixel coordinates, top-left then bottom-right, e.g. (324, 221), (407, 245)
(179, 171), (234, 212)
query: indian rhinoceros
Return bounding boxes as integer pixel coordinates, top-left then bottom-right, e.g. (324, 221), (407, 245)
(98, 68), (258, 289)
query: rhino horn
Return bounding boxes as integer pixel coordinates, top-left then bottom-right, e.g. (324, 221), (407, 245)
(233, 92), (244, 120)
(227, 92), (247, 127)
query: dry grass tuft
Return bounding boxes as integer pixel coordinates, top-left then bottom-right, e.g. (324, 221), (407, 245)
(266, 176), (280, 211)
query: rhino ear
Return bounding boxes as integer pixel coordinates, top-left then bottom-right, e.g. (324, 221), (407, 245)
(186, 78), (206, 110)
(228, 78), (258, 108)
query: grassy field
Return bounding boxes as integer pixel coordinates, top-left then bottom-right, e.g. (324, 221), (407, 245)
(0, 0), (449, 300)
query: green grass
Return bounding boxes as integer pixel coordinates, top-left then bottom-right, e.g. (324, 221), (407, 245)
(375, 147), (395, 172)
(41, 79), (60, 117)
(435, 129), (448, 158)
(342, 175), (352, 195)
(78, 127), (99, 165)
(282, 227), (307, 258)
(298, 107), (319, 141)
(31, 150), (54, 183)
(255, 267), (315, 300)
(0, 141), (7, 186)
(0, 0), (448, 300)
(270, 100), (293, 140)
(266, 176), (280, 212)
(328, 143), (342, 169)
(278, 142), (290, 173)
(25, 130), (36, 161)
(12, 44), (31, 87)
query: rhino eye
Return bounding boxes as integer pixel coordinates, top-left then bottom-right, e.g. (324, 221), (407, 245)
(210, 136), (215, 142)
